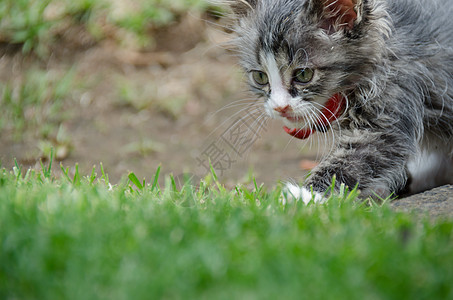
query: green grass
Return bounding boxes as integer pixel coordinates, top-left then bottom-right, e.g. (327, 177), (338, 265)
(0, 162), (452, 299)
(0, 0), (104, 56)
(0, 68), (75, 160)
(112, 0), (209, 49)
(0, 68), (75, 139)
(0, 0), (55, 56)
(0, 0), (210, 55)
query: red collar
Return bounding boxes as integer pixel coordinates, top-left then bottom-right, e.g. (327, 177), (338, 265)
(283, 93), (346, 139)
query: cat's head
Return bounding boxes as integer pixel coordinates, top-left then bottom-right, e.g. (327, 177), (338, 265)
(222, 0), (390, 136)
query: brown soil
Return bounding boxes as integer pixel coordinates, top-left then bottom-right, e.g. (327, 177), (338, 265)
(0, 13), (320, 188)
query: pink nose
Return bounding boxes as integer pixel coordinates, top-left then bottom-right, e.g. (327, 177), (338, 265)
(274, 105), (291, 114)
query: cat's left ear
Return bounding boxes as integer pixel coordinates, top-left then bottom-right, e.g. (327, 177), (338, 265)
(220, 0), (258, 17)
(307, 0), (364, 33)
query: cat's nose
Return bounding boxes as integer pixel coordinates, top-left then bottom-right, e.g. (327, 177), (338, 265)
(274, 105), (291, 114)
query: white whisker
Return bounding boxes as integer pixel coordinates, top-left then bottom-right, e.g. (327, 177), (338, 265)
(203, 102), (264, 141)
(205, 98), (259, 121)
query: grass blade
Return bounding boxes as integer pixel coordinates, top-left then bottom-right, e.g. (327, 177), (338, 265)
(88, 165), (97, 185)
(100, 162), (109, 186)
(13, 158), (21, 180)
(151, 165), (161, 192)
(60, 163), (72, 184)
(73, 164), (81, 186)
(128, 172), (144, 190)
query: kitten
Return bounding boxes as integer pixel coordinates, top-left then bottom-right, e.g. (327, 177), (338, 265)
(220, 0), (453, 202)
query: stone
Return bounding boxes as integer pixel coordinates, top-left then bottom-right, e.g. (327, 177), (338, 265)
(391, 185), (453, 219)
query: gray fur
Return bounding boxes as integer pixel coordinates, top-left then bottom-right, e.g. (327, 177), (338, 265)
(221, 0), (453, 198)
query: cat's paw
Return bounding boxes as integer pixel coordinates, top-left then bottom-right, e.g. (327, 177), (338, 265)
(281, 183), (326, 205)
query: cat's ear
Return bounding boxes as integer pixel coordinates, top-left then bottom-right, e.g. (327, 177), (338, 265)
(307, 0), (363, 33)
(223, 0), (258, 16)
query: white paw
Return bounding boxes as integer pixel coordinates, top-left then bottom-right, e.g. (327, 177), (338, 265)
(281, 183), (326, 205)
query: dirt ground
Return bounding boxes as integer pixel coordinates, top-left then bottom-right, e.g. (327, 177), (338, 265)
(0, 13), (321, 188)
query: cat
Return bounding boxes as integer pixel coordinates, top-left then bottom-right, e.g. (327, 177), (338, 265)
(218, 0), (453, 202)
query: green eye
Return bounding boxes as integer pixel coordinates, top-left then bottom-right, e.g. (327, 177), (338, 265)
(294, 68), (314, 84)
(251, 71), (269, 86)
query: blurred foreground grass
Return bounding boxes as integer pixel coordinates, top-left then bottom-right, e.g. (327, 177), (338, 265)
(0, 162), (452, 299)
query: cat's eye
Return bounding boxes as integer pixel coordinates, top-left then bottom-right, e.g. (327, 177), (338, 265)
(293, 68), (314, 84)
(251, 71), (269, 86)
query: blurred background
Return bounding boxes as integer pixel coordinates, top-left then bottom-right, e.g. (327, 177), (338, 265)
(0, 0), (319, 187)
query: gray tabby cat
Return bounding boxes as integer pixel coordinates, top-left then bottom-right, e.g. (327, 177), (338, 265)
(220, 0), (453, 202)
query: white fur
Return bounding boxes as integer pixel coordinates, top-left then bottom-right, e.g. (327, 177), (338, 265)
(282, 183), (326, 205)
(407, 146), (453, 194)
(264, 53), (290, 116)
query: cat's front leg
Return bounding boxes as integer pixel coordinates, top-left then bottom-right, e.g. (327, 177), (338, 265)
(302, 129), (414, 200)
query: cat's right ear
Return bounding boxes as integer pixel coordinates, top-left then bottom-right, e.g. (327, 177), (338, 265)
(218, 0), (258, 16)
(306, 0), (363, 33)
